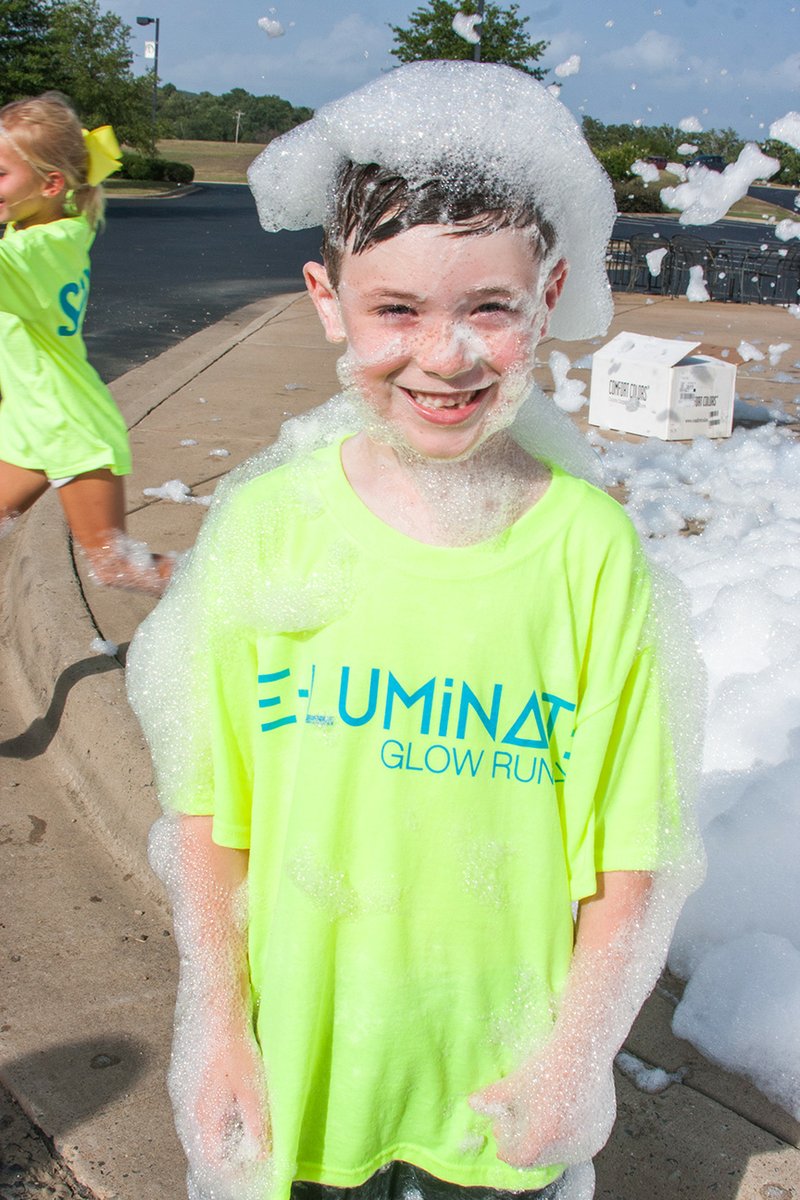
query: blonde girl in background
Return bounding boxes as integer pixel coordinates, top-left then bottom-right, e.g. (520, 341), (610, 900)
(0, 91), (172, 595)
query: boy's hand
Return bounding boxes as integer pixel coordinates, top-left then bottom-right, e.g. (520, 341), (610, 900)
(192, 1029), (271, 1169)
(468, 1044), (615, 1169)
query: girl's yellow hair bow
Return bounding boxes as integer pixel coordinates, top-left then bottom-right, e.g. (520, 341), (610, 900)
(82, 125), (122, 186)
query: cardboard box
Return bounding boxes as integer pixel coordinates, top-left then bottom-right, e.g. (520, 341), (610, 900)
(588, 332), (736, 440)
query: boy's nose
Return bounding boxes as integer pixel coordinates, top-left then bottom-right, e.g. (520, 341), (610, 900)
(414, 322), (480, 378)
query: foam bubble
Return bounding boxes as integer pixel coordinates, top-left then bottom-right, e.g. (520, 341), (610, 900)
(247, 61), (616, 341)
(595, 423), (800, 1118)
(685, 264), (710, 302)
(554, 55), (581, 78)
(452, 11), (481, 44)
(661, 144), (780, 226)
(548, 350), (588, 413)
(672, 933), (800, 1119)
(645, 247), (668, 276)
(81, 531), (173, 596)
(90, 636), (118, 656)
(257, 16), (284, 37)
(631, 159), (660, 184)
(769, 110), (800, 151)
(144, 479), (208, 504)
(775, 218), (800, 242)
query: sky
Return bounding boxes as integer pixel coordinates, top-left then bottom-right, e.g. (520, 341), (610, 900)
(104, 0), (799, 141)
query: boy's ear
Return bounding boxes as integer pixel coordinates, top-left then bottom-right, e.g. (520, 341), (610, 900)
(538, 257), (569, 338)
(303, 261), (346, 344)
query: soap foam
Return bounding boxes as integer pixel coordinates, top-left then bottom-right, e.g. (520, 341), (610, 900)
(247, 61), (616, 341)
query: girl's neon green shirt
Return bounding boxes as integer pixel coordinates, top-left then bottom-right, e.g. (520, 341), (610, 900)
(0, 214), (131, 478)
(130, 440), (680, 1199)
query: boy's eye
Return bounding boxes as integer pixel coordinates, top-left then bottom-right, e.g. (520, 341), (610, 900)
(377, 304), (416, 317)
(475, 301), (513, 315)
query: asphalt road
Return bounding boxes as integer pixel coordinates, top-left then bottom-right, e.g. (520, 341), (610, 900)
(612, 213), (788, 245)
(85, 182), (795, 383)
(86, 183), (323, 382)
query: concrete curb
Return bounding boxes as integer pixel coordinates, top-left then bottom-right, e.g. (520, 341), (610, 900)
(106, 183), (203, 202)
(3, 292), (306, 898)
(3, 492), (162, 900)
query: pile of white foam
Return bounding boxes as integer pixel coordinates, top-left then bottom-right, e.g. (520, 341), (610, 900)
(593, 423), (800, 1120)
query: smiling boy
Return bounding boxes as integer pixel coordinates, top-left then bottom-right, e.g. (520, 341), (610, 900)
(129, 61), (697, 1200)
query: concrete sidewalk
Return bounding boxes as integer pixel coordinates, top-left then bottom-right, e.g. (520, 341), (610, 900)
(1, 289), (799, 1200)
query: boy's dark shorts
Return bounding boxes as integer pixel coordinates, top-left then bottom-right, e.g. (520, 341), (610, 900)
(292, 1161), (565, 1200)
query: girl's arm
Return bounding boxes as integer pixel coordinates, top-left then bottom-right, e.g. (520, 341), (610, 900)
(470, 870), (654, 1168)
(167, 814), (270, 1170)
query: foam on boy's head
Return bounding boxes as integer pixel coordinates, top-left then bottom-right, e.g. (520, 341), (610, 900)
(248, 60), (616, 341)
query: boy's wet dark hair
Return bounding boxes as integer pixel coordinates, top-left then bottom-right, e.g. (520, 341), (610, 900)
(322, 159), (557, 288)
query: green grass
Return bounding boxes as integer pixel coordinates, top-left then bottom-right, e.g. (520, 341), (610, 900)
(105, 178), (176, 196)
(727, 195), (793, 223)
(156, 139), (264, 183)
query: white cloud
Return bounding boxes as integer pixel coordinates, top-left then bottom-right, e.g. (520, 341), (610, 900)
(602, 29), (684, 74)
(168, 15), (393, 107)
(540, 28), (585, 62)
(739, 51), (800, 94)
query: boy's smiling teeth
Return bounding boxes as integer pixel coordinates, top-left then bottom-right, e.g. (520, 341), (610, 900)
(404, 388), (483, 410)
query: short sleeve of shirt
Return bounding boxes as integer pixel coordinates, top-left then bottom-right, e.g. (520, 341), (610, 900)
(127, 477), (267, 850)
(557, 507), (678, 902)
(0, 223), (51, 320)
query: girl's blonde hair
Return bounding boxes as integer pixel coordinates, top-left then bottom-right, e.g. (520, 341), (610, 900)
(0, 91), (106, 229)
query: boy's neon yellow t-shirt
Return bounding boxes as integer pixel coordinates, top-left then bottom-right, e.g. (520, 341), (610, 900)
(0, 215), (131, 478)
(140, 439), (675, 1196)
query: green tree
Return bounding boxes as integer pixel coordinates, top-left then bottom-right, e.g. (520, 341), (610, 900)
(0, 0), (55, 104)
(693, 127), (744, 162)
(48, 0), (151, 148)
(0, 0), (151, 149)
(761, 138), (800, 186)
(390, 0), (548, 77)
(157, 84), (313, 144)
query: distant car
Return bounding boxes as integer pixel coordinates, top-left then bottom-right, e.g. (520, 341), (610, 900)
(685, 154), (726, 172)
(644, 155), (668, 171)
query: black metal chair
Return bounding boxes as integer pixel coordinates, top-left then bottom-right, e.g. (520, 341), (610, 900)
(605, 239), (633, 291)
(628, 234), (670, 294)
(666, 233), (712, 297)
(704, 243), (740, 302)
(769, 245), (800, 305)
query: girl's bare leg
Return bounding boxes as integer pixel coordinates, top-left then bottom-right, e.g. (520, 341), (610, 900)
(57, 469), (173, 596)
(0, 460), (51, 536)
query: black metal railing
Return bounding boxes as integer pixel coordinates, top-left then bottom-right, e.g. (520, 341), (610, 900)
(605, 236), (800, 305)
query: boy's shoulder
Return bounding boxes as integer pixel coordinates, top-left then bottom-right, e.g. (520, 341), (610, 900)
(549, 464), (640, 545)
(213, 438), (340, 518)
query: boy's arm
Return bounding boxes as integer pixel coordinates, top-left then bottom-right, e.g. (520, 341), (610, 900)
(470, 870), (653, 1169)
(170, 814), (270, 1167)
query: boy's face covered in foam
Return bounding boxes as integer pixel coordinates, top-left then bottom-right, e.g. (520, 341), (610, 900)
(306, 224), (565, 461)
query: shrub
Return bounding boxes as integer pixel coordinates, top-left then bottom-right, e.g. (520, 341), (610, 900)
(163, 160), (194, 184)
(613, 179), (668, 213)
(117, 151), (194, 185)
(595, 142), (642, 182)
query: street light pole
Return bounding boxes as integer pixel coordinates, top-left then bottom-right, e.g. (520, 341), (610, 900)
(472, 0), (485, 62)
(137, 15), (160, 151)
